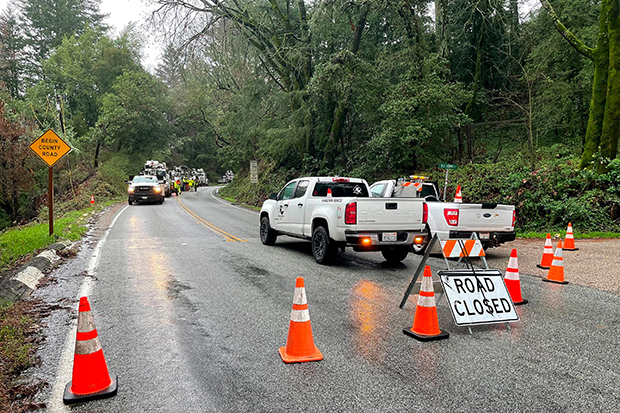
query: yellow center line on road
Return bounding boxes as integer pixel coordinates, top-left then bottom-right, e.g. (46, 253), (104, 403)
(176, 196), (247, 242)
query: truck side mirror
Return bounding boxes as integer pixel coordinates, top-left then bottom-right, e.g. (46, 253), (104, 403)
(269, 193), (278, 200)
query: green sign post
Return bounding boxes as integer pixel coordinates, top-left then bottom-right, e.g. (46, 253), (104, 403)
(439, 163), (458, 201)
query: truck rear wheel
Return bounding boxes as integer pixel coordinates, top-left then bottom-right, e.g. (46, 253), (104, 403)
(260, 216), (278, 245)
(312, 226), (337, 264)
(382, 246), (409, 263)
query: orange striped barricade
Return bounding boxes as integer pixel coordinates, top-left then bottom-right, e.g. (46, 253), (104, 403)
(399, 233), (489, 310)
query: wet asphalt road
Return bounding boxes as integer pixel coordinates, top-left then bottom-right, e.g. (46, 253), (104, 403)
(30, 187), (619, 412)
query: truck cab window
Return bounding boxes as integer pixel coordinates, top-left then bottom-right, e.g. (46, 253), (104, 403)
(294, 180), (309, 198)
(279, 182), (297, 200)
(370, 184), (384, 197)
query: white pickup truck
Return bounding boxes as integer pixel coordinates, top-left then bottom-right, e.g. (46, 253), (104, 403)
(260, 177), (428, 264)
(370, 178), (515, 254)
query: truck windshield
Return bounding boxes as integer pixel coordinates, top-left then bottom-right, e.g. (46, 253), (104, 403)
(312, 182), (368, 197)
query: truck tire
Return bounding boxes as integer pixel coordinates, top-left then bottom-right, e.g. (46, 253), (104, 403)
(382, 246), (409, 263)
(128, 198), (133, 205)
(312, 226), (337, 264)
(260, 216), (278, 245)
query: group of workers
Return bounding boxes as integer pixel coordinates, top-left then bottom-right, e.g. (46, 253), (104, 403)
(172, 177), (198, 196)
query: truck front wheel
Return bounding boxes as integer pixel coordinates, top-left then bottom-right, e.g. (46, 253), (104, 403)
(260, 216), (278, 245)
(382, 246), (409, 263)
(312, 226), (337, 264)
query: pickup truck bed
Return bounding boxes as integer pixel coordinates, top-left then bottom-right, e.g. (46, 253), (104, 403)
(370, 179), (515, 254)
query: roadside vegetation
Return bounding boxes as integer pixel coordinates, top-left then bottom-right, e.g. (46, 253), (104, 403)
(0, 300), (45, 412)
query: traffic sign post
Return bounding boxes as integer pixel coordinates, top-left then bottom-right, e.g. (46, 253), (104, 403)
(250, 160), (258, 184)
(29, 129), (72, 236)
(439, 163), (458, 201)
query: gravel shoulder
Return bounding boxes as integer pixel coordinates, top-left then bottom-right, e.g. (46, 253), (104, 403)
(484, 238), (620, 295)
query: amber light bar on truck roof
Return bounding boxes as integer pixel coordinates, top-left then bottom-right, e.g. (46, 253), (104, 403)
(409, 175), (428, 180)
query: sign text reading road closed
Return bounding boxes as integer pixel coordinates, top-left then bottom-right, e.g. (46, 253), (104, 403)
(439, 269), (519, 326)
(29, 129), (72, 167)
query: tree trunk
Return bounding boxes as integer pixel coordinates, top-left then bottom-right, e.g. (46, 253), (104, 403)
(326, 2), (369, 167)
(435, 0), (448, 59)
(93, 140), (101, 168)
(579, 0), (610, 168)
(599, 1), (620, 167)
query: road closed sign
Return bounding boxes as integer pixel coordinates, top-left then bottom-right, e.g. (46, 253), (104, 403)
(29, 129), (72, 167)
(439, 269), (519, 326)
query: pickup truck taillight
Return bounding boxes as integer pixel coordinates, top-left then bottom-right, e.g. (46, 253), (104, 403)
(512, 210), (516, 227)
(444, 208), (459, 226)
(345, 202), (357, 224)
(423, 203), (428, 223)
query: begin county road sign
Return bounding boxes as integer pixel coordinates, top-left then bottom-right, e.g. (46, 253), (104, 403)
(29, 129), (72, 167)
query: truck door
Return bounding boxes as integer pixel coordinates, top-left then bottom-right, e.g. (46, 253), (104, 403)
(274, 181), (297, 233)
(287, 180), (309, 236)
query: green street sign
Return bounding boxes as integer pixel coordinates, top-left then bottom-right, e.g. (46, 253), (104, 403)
(439, 163), (458, 170)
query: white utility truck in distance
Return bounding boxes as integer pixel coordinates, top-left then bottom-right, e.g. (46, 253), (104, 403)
(260, 177), (428, 264)
(370, 177), (515, 254)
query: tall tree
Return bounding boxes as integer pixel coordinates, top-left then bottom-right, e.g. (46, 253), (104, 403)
(0, 10), (27, 98)
(16, 0), (107, 65)
(541, 0), (620, 169)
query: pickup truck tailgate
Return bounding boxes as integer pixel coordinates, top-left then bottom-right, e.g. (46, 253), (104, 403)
(457, 204), (514, 232)
(355, 198), (425, 231)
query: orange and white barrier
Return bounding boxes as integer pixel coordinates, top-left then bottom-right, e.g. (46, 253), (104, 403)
(279, 277), (323, 363)
(454, 185), (462, 203)
(563, 223), (578, 251)
(543, 241), (569, 284)
(536, 233), (554, 269)
(63, 297), (117, 404)
(440, 239), (485, 258)
(403, 266), (449, 341)
(505, 249), (528, 305)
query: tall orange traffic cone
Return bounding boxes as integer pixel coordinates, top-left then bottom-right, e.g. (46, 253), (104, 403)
(63, 297), (117, 404)
(563, 223), (579, 251)
(505, 249), (528, 305)
(403, 266), (449, 341)
(536, 233), (554, 269)
(454, 185), (462, 203)
(279, 277), (323, 363)
(90, 195), (95, 205)
(542, 241), (569, 284)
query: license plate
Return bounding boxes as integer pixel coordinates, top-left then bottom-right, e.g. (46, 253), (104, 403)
(382, 232), (397, 242)
(142, 196), (148, 200)
(479, 232), (490, 240)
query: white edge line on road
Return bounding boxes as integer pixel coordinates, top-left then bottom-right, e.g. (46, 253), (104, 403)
(48, 205), (129, 412)
(210, 187), (260, 216)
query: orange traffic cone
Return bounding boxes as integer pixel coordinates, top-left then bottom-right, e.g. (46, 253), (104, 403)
(563, 223), (579, 251)
(505, 249), (528, 305)
(454, 185), (462, 203)
(542, 241), (569, 284)
(326, 188), (332, 198)
(63, 297), (117, 404)
(90, 195), (95, 205)
(403, 266), (449, 341)
(279, 277), (323, 363)
(536, 233), (554, 269)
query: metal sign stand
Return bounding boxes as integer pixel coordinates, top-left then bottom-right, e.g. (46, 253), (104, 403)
(400, 233), (511, 335)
